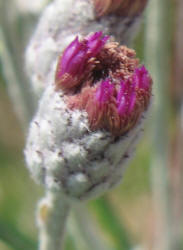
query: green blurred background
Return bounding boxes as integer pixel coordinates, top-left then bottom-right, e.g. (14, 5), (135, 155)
(0, 0), (182, 249)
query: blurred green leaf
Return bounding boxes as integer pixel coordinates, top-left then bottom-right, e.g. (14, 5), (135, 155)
(0, 219), (37, 250)
(65, 234), (76, 250)
(89, 197), (132, 250)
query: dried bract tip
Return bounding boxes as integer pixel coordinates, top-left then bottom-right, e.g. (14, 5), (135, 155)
(93, 0), (148, 17)
(55, 32), (152, 136)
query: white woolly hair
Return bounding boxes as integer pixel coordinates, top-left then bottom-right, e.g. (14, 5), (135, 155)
(25, 83), (149, 201)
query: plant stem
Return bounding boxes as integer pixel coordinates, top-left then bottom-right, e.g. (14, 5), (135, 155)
(145, 0), (172, 249)
(0, 28), (35, 127)
(171, 0), (183, 247)
(90, 197), (132, 250)
(71, 206), (113, 250)
(37, 191), (70, 250)
(0, 0), (36, 127)
(0, 218), (37, 250)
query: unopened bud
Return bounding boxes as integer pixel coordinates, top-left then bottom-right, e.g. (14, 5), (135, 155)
(93, 0), (148, 17)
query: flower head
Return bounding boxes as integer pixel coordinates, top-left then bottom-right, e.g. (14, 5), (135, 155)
(55, 32), (152, 136)
(25, 32), (152, 201)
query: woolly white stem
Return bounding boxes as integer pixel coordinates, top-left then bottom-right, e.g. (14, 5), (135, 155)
(37, 191), (70, 250)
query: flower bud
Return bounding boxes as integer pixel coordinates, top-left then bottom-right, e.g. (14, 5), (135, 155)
(93, 0), (148, 17)
(25, 32), (152, 201)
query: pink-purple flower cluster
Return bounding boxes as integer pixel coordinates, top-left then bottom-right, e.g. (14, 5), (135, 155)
(117, 65), (151, 115)
(55, 31), (152, 136)
(95, 65), (151, 114)
(95, 79), (115, 104)
(93, 65), (151, 134)
(55, 32), (108, 90)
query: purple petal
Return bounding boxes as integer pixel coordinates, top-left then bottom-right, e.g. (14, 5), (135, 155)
(87, 31), (103, 42)
(117, 81), (128, 115)
(117, 80), (136, 115)
(133, 65), (151, 90)
(56, 32), (109, 81)
(61, 37), (80, 74)
(95, 79), (114, 104)
(117, 96), (127, 115)
(117, 81), (125, 104)
(65, 48), (87, 75)
(128, 92), (136, 113)
(87, 32), (109, 57)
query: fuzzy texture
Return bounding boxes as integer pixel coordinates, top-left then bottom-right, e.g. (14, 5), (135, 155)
(38, 191), (70, 250)
(25, 32), (152, 201)
(25, 0), (147, 95)
(25, 83), (149, 201)
(24, 1), (151, 248)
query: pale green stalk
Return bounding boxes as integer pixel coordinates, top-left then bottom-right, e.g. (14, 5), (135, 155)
(71, 206), (113, 250)
(0, 0), (36, 127)
(38, 191), (70, 250)
(145, 0), (172, 249)
(0, 28), (35, 127)
(38, 192), (113, 250)
(171, 0), (183, 247)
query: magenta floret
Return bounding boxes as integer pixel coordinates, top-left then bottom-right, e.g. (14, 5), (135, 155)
(117, 65), (151, 116)
(55, 32), (152, 136)
(57, 37), (88, 77)
(133, 65), (151, 90)
(56, 31), (109, 81)
(86, 31), (109, 56)
(117, 80), (136, 115)
(95, 79), (114, 104)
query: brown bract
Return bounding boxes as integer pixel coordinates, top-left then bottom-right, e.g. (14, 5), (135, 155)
(92, 0), (148, 17)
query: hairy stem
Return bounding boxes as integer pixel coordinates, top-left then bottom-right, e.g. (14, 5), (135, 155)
(37, 191), (70, 250)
